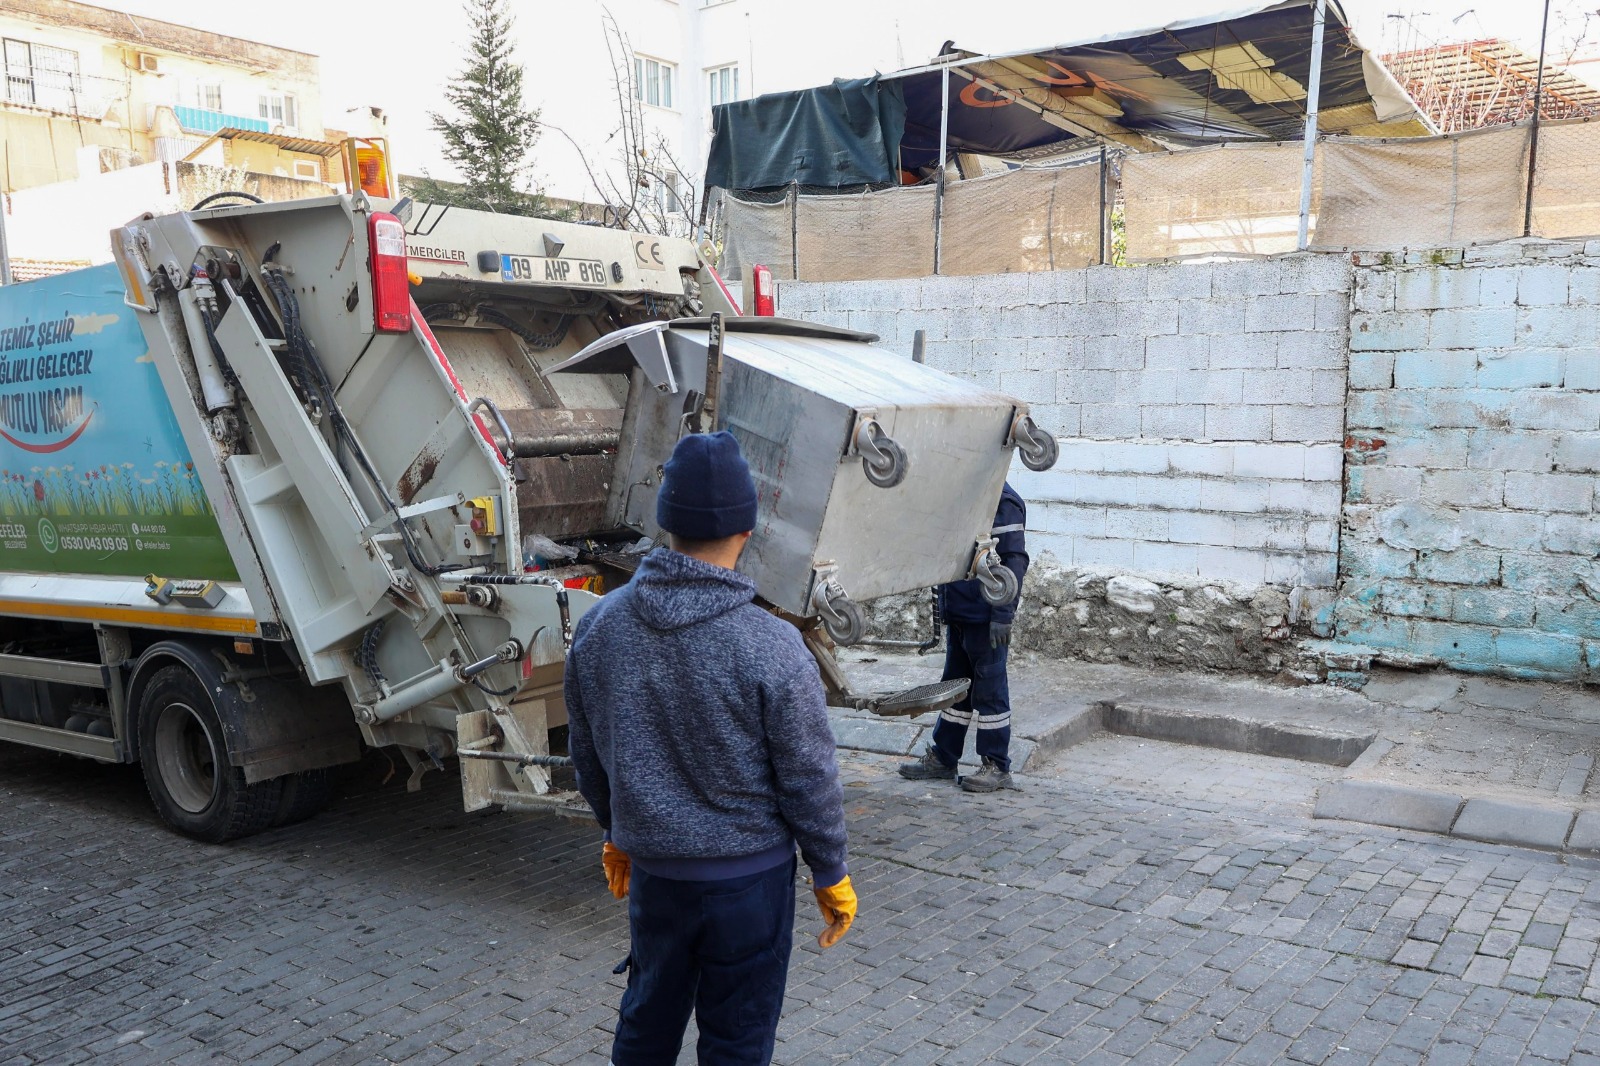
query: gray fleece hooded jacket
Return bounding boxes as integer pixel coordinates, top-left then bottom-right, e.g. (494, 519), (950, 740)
(564, 547), (849, 887)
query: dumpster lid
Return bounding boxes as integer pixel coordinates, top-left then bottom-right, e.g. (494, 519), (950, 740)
(546, 317), (876, 391)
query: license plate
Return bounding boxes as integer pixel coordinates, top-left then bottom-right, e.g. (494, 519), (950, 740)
(501, 254), (609, 287)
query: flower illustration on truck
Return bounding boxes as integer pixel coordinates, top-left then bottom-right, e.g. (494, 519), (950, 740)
(0, 463), (213, 519)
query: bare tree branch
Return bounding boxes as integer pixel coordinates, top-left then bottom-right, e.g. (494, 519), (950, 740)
(557, 9), (700, 235)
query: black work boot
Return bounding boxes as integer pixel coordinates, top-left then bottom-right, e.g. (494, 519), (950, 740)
(898, 747), (957, 781)
(960, 757), (1016, 793)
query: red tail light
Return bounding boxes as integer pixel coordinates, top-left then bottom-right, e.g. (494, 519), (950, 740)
(752, 264), (775, 317)
(368, 211), (412, 333)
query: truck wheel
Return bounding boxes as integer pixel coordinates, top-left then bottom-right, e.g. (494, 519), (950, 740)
(272, 768), (335, 828)
(139, 665), (283, 843)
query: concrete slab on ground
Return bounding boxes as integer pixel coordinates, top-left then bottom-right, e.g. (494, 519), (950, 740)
(832, 648), (1600, 857)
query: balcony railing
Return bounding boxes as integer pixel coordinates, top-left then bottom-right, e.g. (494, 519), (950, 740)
(2, 69), (122, 119)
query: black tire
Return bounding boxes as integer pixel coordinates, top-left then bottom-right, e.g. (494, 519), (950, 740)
(272, 768), (335, 828)
(138, 665), (283, 843)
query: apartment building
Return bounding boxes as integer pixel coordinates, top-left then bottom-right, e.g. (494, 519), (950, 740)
(529, 0), (925, 231)
(0, 0), (334, 193)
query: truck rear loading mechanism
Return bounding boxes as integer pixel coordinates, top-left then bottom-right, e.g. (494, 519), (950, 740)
(0, 194), (1057, 841)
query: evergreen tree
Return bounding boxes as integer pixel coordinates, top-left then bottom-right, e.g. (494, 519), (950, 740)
(422, 0), (551, 216)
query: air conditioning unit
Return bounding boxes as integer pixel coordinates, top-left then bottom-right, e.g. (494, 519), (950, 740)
(137, 53), (161, 73)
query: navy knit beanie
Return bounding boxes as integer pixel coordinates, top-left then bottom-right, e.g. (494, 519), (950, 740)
(656, 431), (759, 540)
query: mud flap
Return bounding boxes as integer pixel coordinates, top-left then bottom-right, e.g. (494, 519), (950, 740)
(129, 641), (362, 785)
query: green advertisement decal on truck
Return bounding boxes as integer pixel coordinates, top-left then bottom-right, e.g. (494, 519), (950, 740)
(0, 263), (238, 580)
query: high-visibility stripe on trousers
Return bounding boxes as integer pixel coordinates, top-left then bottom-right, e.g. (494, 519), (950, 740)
(930, 618), (1013, 773)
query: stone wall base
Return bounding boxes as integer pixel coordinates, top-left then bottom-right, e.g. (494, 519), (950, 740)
(863, 552), (1332, 677)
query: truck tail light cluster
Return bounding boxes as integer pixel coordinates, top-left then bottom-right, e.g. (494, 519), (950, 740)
(368, 211), (412, 334)
(752, 264), (776, 317)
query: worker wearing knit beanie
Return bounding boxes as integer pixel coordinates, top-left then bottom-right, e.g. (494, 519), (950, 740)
(565, 430), (856, 1066)
(654, 430), (760, 541)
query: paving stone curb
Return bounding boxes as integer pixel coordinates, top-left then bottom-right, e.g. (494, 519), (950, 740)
(1313, 780), (1463, 833)
(1453, 796), (1578, 851)
(1104, 703), (1377, 766)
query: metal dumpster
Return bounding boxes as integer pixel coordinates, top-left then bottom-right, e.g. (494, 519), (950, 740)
(549, 316), (1058, 642)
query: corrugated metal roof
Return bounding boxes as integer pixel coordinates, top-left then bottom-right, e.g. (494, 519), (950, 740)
(1382, 39), (1600, 132)
(183, 128), (343, 160)
(10, 259), (92, 283)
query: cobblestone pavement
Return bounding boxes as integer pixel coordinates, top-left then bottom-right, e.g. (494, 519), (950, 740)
(9, 737), (1600, 1065)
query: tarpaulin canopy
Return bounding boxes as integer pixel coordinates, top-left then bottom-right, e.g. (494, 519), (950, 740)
(706, 0), (1432, 190)
(894, 0), (1428, 169)
(704, 75), (907, 191)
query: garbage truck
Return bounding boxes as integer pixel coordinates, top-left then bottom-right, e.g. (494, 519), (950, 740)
(0, 191), (1059, 842)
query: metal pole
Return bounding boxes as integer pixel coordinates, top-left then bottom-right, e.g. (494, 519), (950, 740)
(1523, 0), (1554, 237)
(1296, 0), (1328, 251)
(933, 62), (951, 275)
(0, 190), (11, 286)
(1097, 145), (1108, 265)
(788, 181), (799, 279)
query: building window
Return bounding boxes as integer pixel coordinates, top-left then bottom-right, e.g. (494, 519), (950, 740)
(3, 39), (80, 110)
(633, 55), (675, 109)
(258, 92), (298, 130)
(293, 158), (320, 180)
(196, 82), (223, 111)
(708, 64), (739, 108)
(658, 173), (682, 215)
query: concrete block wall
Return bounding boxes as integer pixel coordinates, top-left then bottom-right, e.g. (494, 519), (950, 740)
(780, 258), (1352, 594)
(782, 243), (1600, 681)
(1011, 441), (1342, 591)
(1338, 240), (1600, 680)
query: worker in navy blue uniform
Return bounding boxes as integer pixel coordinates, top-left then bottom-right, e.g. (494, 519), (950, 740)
(566, 431), (854, 1066)
(900, 482), (1028, 792)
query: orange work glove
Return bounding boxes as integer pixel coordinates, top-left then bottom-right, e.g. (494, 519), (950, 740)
(814, 875), (857, 949)
(602, 841), (630, 900)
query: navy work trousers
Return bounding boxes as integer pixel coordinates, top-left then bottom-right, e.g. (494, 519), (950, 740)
(931, 619), (1013, 773)
(611, 857), (796, 1066)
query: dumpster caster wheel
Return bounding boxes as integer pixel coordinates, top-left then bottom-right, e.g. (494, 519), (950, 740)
(821, 597), (865, 646)
(1013, 414), (1059, 472)
(811, 577), (865, 646)
(856, 420), (909, 489)
(976, 554), (1020, 607)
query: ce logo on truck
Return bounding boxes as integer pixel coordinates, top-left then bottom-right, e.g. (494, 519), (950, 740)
(634, 238), (664, 269)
